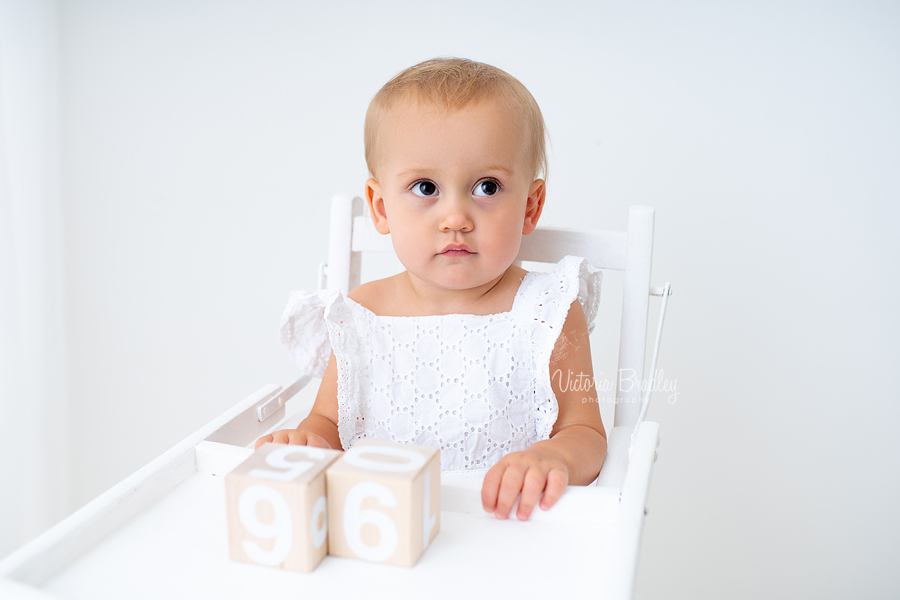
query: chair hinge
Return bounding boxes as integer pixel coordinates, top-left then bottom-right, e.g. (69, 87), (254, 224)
(256, 391), (285, 422)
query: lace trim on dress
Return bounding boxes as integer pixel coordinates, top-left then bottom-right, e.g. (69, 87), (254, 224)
(521, 256), (603, 441)
(322, 293), (360, 450)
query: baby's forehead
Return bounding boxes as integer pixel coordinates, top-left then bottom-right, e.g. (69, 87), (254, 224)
(378, 94), (528, 138)
(368, 92), (536, 179)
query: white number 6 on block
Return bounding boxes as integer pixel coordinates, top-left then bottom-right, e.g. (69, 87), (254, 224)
(342, 481), (399, 562)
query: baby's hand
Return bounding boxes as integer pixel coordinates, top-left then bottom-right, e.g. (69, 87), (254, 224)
(254, 429), (333, 451)
(481, 448), (569, 521)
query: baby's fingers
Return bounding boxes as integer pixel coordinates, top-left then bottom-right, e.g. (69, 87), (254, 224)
(254, 434), (274, 450)
(482, 463), (508, 513)
(515, 469), (547, 521)
(494, 465), (526, 520)
(282, 430), (305, 444)
(539, 469), (568, 511)
(256, 429), (320, 450)
(299, 431), (332, 449)
(257, 429), (302, 449)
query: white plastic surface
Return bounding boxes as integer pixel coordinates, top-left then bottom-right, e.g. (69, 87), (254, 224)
(38, 451), (620, 600)
(0, 382), (659, 600)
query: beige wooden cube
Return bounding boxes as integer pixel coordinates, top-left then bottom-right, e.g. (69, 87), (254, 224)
(326, 439), (440, 567)
(225, 443), (341, 571)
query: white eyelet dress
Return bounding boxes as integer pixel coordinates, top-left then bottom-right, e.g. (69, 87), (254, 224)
(279, 255), (602, 473)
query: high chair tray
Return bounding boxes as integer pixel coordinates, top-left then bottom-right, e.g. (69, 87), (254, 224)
(0, 384), (659, 600)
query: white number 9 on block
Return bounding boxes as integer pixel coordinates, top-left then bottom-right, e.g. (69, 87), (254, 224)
(238, 485), (293, 566)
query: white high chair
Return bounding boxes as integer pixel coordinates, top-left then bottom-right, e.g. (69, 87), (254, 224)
(0, 196), (671, 600)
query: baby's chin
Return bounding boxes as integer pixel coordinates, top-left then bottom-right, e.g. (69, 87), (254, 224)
(394, 254), (514, 288)
(418, 270), (511, 293)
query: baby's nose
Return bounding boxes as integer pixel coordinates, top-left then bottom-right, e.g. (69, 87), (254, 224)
(439, 195), (474, 233)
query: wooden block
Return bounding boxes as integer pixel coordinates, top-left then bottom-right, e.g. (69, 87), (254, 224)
(326, 439), (440, 567)
(225, 443), (341, 571)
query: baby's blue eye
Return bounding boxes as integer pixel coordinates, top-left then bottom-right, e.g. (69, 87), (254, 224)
(473, 180), (500, 197)
(411, 181), (438, 197)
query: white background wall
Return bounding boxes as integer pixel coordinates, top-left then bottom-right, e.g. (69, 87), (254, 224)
(0, 0), (68, 559)
(2, 0), (898, 597)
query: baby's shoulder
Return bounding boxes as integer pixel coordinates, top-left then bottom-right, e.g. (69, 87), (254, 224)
(347, 276), (398, 315)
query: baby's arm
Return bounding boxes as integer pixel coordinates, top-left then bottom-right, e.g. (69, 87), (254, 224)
(482, 299), (608, 520)
(254, 351), (342, 450)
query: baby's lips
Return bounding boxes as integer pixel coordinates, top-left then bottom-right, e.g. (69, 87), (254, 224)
(440, 243), (474, 254)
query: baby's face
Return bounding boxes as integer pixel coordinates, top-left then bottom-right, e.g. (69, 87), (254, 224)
(366, 97), (544, 295)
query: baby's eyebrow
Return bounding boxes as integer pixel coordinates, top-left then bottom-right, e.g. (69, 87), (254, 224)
(395, 169), (432, 180)
(480, 165), (516, 176)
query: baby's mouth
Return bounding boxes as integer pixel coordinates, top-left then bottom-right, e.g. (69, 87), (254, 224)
(440, 244), (474, 256)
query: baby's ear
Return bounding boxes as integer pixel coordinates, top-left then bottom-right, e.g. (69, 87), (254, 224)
(366, 178), (390, 235)
(522, 179), (546, 235)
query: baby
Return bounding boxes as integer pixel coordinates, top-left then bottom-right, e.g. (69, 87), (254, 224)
(256, 58), (607, 521)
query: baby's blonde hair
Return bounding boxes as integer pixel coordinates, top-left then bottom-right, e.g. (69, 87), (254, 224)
(365, 57), (548, 183)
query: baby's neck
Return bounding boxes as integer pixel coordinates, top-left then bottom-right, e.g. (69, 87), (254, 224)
(363, 265), (528, 317)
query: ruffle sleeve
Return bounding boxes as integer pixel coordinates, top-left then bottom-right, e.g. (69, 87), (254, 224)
(527, 255), (603, 440)
(278, 289), (340, 379)
(278, 288), (361, 450)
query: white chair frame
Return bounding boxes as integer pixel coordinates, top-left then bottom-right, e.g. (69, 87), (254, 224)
(0, 195), (671, 600)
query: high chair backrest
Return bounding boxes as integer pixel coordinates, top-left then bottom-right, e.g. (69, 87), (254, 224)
(324, 195), (655, 431)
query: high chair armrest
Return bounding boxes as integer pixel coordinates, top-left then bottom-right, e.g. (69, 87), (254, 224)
(595, 425), (634, 489)
(600, 421), (660, 600)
